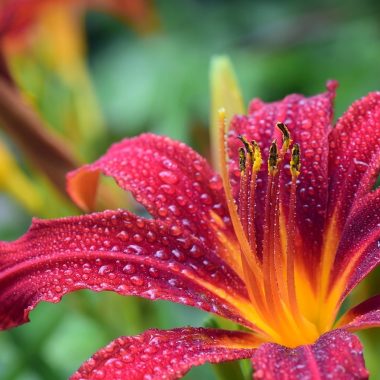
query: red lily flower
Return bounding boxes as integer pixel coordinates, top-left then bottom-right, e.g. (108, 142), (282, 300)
(1, 82), (380, 379)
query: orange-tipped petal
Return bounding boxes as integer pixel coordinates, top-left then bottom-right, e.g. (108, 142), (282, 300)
(67, 133), (239, 269)
(71, 327), (260, 379)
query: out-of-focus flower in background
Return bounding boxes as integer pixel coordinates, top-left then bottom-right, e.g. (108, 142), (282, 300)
(0, 0), (157, 215)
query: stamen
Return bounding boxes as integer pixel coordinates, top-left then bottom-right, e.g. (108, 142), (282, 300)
(263, 141), (280, 306)
(263, 134), (300, 335)
(276, 122), (292, 152)
(238, 147), (249, 236)
(268, 140), (279, 175)
(238, 147), (246, 172)
(217, 109), (265, 313)
(290, 143), (301, 177)
(287, 143), (302, 320)
(248, 140), (261, 253)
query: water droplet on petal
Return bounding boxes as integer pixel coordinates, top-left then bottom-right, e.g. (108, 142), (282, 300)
(123, 264), (136, 274)
(98, 265), (112, 275)
(133, 234), (143, 243)
(208, 175), (223, 191)
(130, 276), (144, 286)
(170, 225), (182, 236)
(159, 170), (179, 184)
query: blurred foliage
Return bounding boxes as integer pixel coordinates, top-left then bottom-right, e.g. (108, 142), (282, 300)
(1, 0), (380, 379)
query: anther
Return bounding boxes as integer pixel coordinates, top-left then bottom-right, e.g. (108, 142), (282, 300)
(268, 141), (279, 175)
(276, 122), (291, 151)
(251, 140), (262, 171)
(290, 143), (301, 177)
(239, 147), (246, 172)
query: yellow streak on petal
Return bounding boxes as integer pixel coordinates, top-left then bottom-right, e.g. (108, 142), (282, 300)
(294, 260), (320, 324)
(319, 214), (340, 300)
(210, 56), (244, 171)
(320, 233), (379, 333)
(218, 334), (264, 349)
(316, 213), (341, 331)
(208, 210), (243, 279)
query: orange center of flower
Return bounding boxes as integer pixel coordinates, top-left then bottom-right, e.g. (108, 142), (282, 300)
(216, 109), (336, 347)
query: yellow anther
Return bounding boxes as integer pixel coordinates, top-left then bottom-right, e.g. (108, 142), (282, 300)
(268, 140), (279, 175)
(251, 140), (262, 172)
(239, 147), (246, 173)
(277, 122), (292, 151)
(290, 143), (301, 177)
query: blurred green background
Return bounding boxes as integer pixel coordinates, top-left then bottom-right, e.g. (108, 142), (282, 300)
(0, 0), (380, 378)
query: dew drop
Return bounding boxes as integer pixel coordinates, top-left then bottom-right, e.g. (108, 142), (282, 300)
(170, 225), (182, 236)
(189, 244), (203, 258)
(123, 264), (136, 274)
(133, 234), (143, 243)
(130, 276), (144, 286)
(158, 207), (168, 217)
(304, 149), (314, 158)
(154, 249), (170, 260)
(162, 158), (178, 170)
(172, 248), (186, 262)
(148, 267), (159, 278)
(200, 193), (212, 205)
(176, 195), (187, 206)
(159, 170), (179, 185)
(208, 175), (223, 191)
(146, 231), (157, 242)
(98, 265), (112, 275)
(160, 184), (175, 194)
(93, 369), (105, 379)
(122, 354), (134, 363)
(124, 244), (143, 255)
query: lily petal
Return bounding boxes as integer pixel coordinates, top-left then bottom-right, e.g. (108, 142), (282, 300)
(337, 295), (380, 331)
(329, 187), (380, 301)
(0, 209), (257, 331)
(67, 134), (240, 270)
(71, 327), (260, 380)
(228, 83), (336, 268)
(322, 93), (380, 302)
(251, 329), (368, 380)
(328, 92), (380, 232)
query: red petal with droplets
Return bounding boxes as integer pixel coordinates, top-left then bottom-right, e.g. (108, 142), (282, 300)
(71, 327), (260, 380)
(0, 210), (255, 331)
(328, 92), (380, 231)
(330, 188), (380, 299)
(228, 83), (336, 267)
(251, 329), (368, 380)
(337, 295), (380, 331)
(67, 133), (233, 254)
